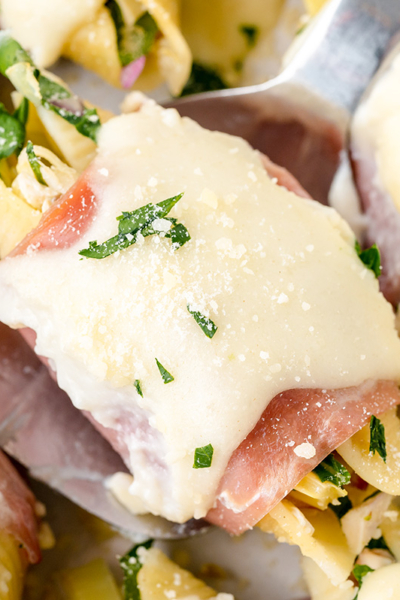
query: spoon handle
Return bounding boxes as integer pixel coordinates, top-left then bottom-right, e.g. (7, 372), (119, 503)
(284, 0), (400, 113)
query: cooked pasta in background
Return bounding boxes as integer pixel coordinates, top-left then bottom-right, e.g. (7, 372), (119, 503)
(0, 0), (192, 95)
(0, 0), (327, 98)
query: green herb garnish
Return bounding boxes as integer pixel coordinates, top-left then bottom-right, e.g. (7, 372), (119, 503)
(165, 221), (191, 249)
(0, 103), (26, 159)
(352, 564), (374, 598)
(26, 141), (47, 186)
(106, 1), (158, 66)
(187, 305), (218, 339)
(313, 454), (351, 487)
(0, 33), (33, 75)
(155, 359), (174, 384)
(329, 496), (353, 520)
(239, 24), (259, 48)
(355, 241), (381, 278)
(367, 536), (389, 551)
(369, 415), (387, 463)
(120, 539), (153, 600)
(79, 193), (190, 259)
(37, 73), (101, 142)
(13, 97), (29, 126)
(0, 32), (101, 142)
(117, 193), (183, 234)
(193, 444), (214, 469)
(134, 379), (143, 397)
(180, 62), (228, 97)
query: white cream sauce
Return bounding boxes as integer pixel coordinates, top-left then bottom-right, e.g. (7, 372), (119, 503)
(1, 103), (400, 522)
(352, 52), (400, 214)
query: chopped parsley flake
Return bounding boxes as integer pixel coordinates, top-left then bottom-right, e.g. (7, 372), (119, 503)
(313, 454), (351, 487)
(134, 379), (143, 397)
(26, 141), (47, 186)
(155, 359), (174, 384)
(239, 24), (259, 48)
(193, 444), (214, 469)
(79, 192), (190, 259)
(367, 536), (390, 551)
(0, 32), (101, 142)
(187, 305), (218, 339)
(106, 1), (158, 67)
(0, 32), (33, 75)
(120, 539), (153, 600)
(180, 62), (228, 97)
(352, 564), (374, 598)
(369, 415), (387, 463)
(0, 102), (26, 159)
(13, 97), (29, 126)
(355, 241), (381, 278)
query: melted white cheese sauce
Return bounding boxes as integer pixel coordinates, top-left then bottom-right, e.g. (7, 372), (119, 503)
(352, 52), (400, 214)
(1, 103), (400, 522)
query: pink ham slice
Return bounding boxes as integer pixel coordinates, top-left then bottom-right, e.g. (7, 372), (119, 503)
(7, 156), (400, 536)
(0, 450), (41, 563)
(207, 380), (400, 534)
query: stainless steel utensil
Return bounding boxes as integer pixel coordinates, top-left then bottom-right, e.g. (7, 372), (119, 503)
(167, 0), (400, 204)
(0, 324), (207, 541)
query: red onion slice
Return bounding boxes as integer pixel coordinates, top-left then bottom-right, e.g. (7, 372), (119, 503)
(120, 55), (146, 89)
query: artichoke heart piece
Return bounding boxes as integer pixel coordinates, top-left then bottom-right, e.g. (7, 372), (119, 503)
(341, 492), (392, 556)
(338, 408), (400, 495)
(302, 557), (356, 600)
(380, 504), (400, 561)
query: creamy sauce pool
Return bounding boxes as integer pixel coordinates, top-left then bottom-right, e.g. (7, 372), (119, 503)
(1, 103), (400, 522)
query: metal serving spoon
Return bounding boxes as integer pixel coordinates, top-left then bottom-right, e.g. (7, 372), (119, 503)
(167, 0), (400, 205)
(0, 324), (207, 541)
(1, 0), (400, 541)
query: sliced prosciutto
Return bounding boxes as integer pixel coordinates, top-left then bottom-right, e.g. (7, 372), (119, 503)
(207, 380), (400, 534)
(351, 49), (400, 306)
(1, 102), (400, 529)
(0, 450), (41, 564)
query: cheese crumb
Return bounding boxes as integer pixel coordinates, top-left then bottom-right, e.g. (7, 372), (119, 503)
(224, 193), (237, 205)
(248, 171), (257, 182)
(148, 176), (158, 187)
(153, 218), (172, 233)
(199, 188), (219, 209)
(277, 293), (289, 304)
(293, 442), (316, 459)
(302, 302), (311, 311)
